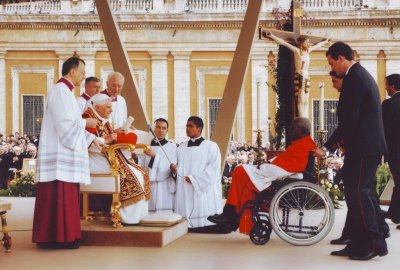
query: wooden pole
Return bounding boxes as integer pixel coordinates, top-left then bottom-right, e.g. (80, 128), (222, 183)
(211, 0), (263, 169)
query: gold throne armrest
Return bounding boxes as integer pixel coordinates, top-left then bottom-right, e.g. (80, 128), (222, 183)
(102, 143), (150, 175)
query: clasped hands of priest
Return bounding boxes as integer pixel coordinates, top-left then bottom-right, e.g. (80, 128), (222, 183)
(169, 164), (191, 183)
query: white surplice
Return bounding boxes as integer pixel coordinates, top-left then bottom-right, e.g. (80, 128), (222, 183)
(110, 95), (127, 129)
(76, 94), (90, 114)
(36, 79), (95, 184)
(138, 140), (178, 213)
(88, 110), (148, 224)
(174, 139), (222, 228)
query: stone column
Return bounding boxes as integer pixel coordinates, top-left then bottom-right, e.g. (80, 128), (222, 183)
(385, 55), (400, 76)
(77, 52), (96, 94)
(149, 51), (169, 122)
(359, 52), (378, 82)
(172, 51), (191, 142)
(251, 52), (268, 144)
(0, 51), (6, 134)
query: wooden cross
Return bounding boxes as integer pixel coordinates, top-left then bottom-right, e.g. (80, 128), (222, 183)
(259, 0), (325, 44)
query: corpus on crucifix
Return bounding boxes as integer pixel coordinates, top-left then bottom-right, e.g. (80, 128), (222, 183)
(260, 0), (330, 118)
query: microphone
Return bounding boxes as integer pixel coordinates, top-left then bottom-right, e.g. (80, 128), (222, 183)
(147, 123), (157, 138)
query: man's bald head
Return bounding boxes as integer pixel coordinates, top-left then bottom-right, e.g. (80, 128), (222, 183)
(290, 117), (311, 141)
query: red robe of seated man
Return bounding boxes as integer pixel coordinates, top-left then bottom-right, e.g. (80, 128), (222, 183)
(226, 135), (317, 234)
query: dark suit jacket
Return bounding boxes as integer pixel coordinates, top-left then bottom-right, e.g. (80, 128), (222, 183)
(324, 63), (387, 157)
(382, 91), (400, 156)
(222, 163), (236, 179)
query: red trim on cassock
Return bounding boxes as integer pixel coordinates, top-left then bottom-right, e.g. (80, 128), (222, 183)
(32, 181), (81, 243)
(57, 78), (74, 91)
(80, 92), (91, 101)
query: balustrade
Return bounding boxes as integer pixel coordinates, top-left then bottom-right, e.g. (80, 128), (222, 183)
(0, 0), (391, 15)
(301, 0), (364, 9)
(110, 0), (154, 12)
(2, 0), (61, 14)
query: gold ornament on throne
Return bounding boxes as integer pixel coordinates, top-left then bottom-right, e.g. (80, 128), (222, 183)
(99, 143), (150, 228)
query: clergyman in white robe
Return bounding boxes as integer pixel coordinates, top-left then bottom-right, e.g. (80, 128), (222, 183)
(174, 138), (222, 228)
(33, 63), (96, 246)
(138, 139), (178, 213)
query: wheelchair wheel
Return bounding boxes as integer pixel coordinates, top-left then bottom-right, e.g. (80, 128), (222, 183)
(269, 181), (335, 246)
(250, 220), (271, 245)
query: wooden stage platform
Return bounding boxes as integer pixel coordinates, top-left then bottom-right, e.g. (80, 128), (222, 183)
(81, 219), (188, 248)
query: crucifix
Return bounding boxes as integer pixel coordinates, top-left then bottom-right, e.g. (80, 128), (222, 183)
(259, 0), (329, 119)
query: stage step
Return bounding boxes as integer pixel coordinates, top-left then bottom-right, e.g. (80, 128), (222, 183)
(81, 219), (188, 247)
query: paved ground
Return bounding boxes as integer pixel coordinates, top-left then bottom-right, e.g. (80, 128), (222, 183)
(1, 206), (398, 270)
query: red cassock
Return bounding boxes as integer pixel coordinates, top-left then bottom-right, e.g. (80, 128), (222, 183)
(32, 181), (81, 244)
(226, 135), (316, 234)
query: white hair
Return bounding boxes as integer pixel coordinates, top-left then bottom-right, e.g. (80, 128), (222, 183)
(107, 71), (124, 82)
(91, 93), (112, 107)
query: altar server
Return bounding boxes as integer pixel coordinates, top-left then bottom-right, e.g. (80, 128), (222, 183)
(138, 118), (178, 213)
(170, 116), (222, 232)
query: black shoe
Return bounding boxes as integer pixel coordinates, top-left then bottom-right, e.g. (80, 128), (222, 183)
(331, 246), (351, 256)
(207, 213), (230, 224)
(397, 225), (400, 230)
(349, 250), (388, 261)
(330, 237), (350, 245)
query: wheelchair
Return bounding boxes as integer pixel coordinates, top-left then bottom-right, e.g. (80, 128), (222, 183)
(243, 155), (335, 246)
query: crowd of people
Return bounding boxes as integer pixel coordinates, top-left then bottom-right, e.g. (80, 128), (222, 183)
(0, 132), (38, 189)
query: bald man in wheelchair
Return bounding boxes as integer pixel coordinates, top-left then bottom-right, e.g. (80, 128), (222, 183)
(208, 117), (318, 234)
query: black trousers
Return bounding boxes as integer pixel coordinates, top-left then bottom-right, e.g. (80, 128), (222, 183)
(387, 153), (400, 220)
(341, 154), (387, 254)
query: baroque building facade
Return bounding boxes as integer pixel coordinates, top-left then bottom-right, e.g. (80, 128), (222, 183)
(0, 0), (399, 144)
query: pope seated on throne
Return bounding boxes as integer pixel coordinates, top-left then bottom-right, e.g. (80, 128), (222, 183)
(82, 93), (150, 225)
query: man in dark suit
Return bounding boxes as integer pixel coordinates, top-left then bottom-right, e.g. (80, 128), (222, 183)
(315, 42), (388, 260)
(382, 74), (400, 227)
(222, 155), (236, 181)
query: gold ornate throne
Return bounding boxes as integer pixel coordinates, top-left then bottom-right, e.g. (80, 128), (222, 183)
(80, 143), (150, 228)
